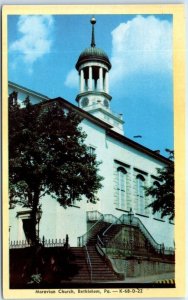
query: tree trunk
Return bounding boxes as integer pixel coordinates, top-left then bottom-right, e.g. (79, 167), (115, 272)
(30, 189), (40, 246)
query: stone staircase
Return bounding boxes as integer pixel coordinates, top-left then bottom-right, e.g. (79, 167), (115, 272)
(67, 246), (120, 282)
(65, 247), (90, 282)
(87, 246), (120, 281)
(87, 221), (110, 246)
(102, 224), (124, 245)
(102, 223), (159, 256)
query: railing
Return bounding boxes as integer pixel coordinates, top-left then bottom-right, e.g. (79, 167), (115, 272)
(100, 213), (175, 256)
(10, 238), (66, 249)
(106, 239), (143, 256)
(78, 212), (104, 246)
(97, 234), (105, 249)
(41, 238), (66, 248)
(96, 235), (106, 257)
(87, 210), (103, 222)
(82, 211), (164, 254)
(103, 214), (120, 224)
(163, 247), (175, 256)
(102, 215), (121, 237)
(119, 214), (162, 253)
(96, 235), (124, 280)
(78, 212), (121, 247)
(84, 103), (123, 120)
(84, 245), (92, 281)
(10, 240), (32, 249)
(86, 211), (120, 225)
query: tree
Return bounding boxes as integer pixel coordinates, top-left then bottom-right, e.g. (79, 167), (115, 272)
(145, 149), (174, 221)
(9, 99), (103, 245)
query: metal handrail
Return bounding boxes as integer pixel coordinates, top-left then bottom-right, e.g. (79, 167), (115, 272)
(118, 214), (162, 252)
(78, 212), (120, 247)
(102, 215), (121, 236)
(163, 247), (174, 255)
(97, 234), (104, 247)
(78, 212), (104, 246)
(96, 235), (107, 258)
(135, 217), (162, 252)
(84, 245), (92, 282)
(103, 214), (120, 224)
(80, 211), (175, 255)
(102, 213), (174, 255)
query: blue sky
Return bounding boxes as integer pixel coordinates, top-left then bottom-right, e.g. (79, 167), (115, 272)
(8, 14), (173, 157)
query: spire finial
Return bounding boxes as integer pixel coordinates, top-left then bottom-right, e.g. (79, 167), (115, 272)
(90, 17), (96, 47)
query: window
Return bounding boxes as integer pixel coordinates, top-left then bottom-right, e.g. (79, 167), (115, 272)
(153, 181), (162, 219)
(117, 167), (127, 210)
(88, 146), (96, 156)
(136, 175), (145, 214)
(103, 99), (109, 108)
(81, 97), (89, 107)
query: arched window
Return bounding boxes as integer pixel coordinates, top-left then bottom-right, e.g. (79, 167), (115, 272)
(117, 167), (127, 210)
(153, 181), (161, 219)
(153, 180), (160, 189)
(136, 175), (145, 214)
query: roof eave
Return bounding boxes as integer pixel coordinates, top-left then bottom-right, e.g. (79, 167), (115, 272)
(76, 56), (111, 70)
(107, 129), (172, 165)
(40, 97), (172, 165)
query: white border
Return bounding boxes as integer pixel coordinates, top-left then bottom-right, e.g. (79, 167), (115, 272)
(0, 1), (187, 300)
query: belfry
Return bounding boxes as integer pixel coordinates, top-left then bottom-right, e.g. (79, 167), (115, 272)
(75, 17), (124, 135)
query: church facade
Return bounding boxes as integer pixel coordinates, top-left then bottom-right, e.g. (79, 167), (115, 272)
(9, 18), (174, 253)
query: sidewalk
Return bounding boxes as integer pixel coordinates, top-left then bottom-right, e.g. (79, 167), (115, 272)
(122, 272), (175, 283)
(95, 272), (175, 284)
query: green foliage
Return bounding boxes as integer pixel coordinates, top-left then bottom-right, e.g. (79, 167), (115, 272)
(28, 273), (42, 285)
(9, 100), (103, 243)
(145, 149), (174, 221)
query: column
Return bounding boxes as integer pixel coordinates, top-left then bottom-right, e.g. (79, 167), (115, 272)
(99, 67), (103, 91)
(130, 166), (134, 212)
(105, 71), (109, 94)
(80, 69), (84, 93)
(88, 66), (92, 90)
(147, 174), (152, 217)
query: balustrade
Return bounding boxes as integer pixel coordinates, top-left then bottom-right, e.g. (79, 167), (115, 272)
(9, 237), (66, 249)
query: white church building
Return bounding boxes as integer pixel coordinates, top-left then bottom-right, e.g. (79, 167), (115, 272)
(9, 18), (174, 256)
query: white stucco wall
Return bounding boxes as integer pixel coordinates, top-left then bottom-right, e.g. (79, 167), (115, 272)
(8, 85), (48, 106)
(8, 85), (174, 248)
(80, 118), (167, 217)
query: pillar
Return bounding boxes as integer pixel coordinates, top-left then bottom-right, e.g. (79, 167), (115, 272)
(130, 166), (134, 212)
(99, 67), (103, 91)
(105, 71), (109, 94)
(88, 66), (92, 90)
(80, 69), (84, 92)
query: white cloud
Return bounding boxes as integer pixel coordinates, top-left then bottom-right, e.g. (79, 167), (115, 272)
(10, 15), (54, 67)
(110, 15), (172, 82)
(64, 69), (78, 89)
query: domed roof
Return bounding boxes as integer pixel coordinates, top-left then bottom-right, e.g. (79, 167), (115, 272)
(75, 17), (111, 70)
(75, 46), (111, 70)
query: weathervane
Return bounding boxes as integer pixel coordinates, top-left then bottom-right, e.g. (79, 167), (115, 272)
(90, 16), (96, 47)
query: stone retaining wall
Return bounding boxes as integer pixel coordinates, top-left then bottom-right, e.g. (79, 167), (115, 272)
(110, 257), (175, 278)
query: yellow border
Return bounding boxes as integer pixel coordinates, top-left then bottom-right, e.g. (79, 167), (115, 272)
(2, 4), (186, 299)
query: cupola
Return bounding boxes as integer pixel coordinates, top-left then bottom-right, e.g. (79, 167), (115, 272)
(75, 17), (124, 135)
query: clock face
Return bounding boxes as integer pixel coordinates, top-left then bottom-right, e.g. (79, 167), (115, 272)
(81, 97), (89, 107)
(104, 99), (109, 108)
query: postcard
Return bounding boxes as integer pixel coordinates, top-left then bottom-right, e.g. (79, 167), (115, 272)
(2, 3), (186, 299)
